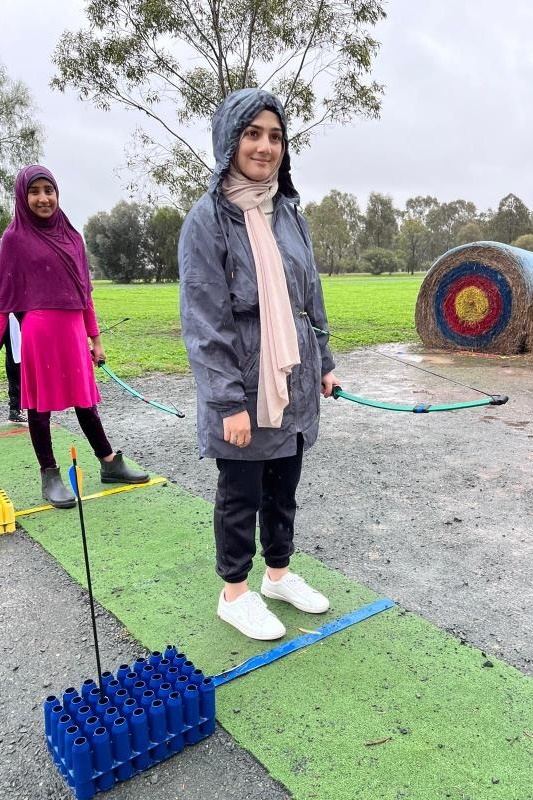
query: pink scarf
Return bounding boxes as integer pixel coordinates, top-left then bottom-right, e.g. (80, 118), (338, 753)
(222, 164), (300, 428)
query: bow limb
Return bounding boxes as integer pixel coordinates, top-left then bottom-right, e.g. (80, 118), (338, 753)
(332, 386), (508, 413)
(97, 362), (185, 418)
(312, 326), (510, 404)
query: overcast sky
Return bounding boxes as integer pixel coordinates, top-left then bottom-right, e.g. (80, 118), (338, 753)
(2, 0), (533, 231)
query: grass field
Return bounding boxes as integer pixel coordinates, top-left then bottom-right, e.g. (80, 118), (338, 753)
(0, 274), (424, 388)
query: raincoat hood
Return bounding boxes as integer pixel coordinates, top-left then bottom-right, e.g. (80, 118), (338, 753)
(209, 88), (298, 200)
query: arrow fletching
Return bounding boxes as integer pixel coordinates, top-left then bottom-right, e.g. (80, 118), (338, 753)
(68, 464), (83, 497)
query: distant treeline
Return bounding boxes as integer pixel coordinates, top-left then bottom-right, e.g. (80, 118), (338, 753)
(75, 191), (533, 283)
(304, 190), (533, 276)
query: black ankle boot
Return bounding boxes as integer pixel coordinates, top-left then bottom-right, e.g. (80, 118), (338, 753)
(99, 451), (149, 484)
(41, 467), (76, 509)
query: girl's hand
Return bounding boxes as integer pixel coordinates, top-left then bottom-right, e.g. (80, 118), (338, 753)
(223, 410), (252, 448)
(321, 371), (340, 398)
(90, 337), (106, 365)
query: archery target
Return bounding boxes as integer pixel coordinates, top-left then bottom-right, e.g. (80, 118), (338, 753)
(434, 262), (512, 347)
(415, 242), (533, 354)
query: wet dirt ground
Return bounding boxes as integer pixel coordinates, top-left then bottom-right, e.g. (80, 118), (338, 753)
(2, 344), (532, 799)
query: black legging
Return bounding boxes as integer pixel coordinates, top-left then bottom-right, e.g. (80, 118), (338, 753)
(28, 406), (113, 471)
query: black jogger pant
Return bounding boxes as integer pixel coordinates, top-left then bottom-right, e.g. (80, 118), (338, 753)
(214, 434), (304, 583)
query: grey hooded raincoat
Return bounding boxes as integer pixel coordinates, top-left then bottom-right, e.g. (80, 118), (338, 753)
(178, 89), (335, 461)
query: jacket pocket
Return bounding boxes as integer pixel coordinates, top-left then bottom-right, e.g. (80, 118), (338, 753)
(242, 350), (260, 391)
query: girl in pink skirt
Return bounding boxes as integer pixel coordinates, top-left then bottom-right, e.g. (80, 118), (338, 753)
(0, 165), (148, 508)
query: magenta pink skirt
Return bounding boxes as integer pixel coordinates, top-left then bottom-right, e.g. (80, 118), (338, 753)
(21, 309), (101, 411)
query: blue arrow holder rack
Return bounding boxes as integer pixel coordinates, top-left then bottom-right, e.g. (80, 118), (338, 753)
(43, 646), (215, 800)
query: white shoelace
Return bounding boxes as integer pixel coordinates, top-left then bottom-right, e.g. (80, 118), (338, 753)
(243, 592), (273, 619)
(283, 574), (312, 592)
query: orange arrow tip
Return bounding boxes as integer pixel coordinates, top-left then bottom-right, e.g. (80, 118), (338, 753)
(70, 445), (77, 460)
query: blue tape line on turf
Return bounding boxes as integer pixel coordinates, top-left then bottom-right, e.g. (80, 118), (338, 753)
(212, 597), (396, 687)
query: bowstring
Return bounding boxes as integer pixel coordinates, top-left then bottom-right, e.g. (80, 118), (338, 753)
(313, 326), (495, 399)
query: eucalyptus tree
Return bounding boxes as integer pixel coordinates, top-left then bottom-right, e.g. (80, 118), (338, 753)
(0, 205), (10, 236)
(84, 201), (152, 283)
(511, 233), (533, 252)
(329, 189), (364, 261)
(425, 199), (477, 258)
(0, 63), (44, 200)
(359, 246), (404, 275)
(486, 193), (531, 244)
(404, 195), (439, 225)
(146, 206), (183, 281)
(455, 220), (484, 246)
(360, 191), (399, 250)
(305, 194), (351, 275)
(52, 0), (386, 207)
(397, 218), (428, 274)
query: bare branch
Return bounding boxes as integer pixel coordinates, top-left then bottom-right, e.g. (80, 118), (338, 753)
(290, 108), (332, 140)
(242, 2), (260, 86)
(284, 0), (326, 108)
(208, 0), (232, 94)
(260, 46), (306, 88)
(101, 85), (211, 171)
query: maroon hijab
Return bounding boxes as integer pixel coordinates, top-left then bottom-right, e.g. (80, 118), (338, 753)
(0, 165), (91, 314)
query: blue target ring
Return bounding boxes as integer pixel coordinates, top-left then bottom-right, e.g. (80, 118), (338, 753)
(434, 262), (513, 347)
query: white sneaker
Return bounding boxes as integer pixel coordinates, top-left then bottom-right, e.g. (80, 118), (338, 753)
(261, 572), (330, 613)
(217, 590), (286, 640)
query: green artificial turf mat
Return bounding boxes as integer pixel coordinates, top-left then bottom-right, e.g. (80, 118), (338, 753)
(1, 425), (533, 800)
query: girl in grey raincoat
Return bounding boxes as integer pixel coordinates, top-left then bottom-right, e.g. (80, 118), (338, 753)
(179, 88), (338, 640)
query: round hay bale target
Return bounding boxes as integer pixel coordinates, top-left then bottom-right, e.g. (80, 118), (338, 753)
(415, 241), (533, 354)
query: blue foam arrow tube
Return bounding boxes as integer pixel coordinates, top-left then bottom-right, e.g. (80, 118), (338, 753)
(81, 679), (97, 701)
(183, 684), (200, 745)
(148, 650), (163, 668)
(149, 699), (168, 761)
(43, 695), (59, 738)
(116, 664), (131, 685)
(166, 691), (184, 753)
(172, 652), (187, 671)
(64, 724), (80, 787)
(164, 645), (177, 661)
(112, 717), (133, 781)
(199, 677), (216, 736)
(92, 727), (114, 791)
(62, 687), (78, 714)
(132, 657), (147, 676)
(71, 736), (94, 800)
(131, 708), (150, 770)
(57, 714), (72, 773)
(83, 716), (100, 740)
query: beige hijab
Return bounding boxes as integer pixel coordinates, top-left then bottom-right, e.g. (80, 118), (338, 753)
(222, 161), (300, 428)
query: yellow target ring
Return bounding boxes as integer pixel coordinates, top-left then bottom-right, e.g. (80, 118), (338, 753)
(454, 286), (489, 323)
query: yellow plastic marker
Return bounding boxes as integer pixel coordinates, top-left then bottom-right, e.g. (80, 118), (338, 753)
(0, 489), (16, 534)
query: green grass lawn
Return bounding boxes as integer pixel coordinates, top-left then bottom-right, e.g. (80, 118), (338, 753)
(0, 274), (423, 389)
(322, 272), (423, 348)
